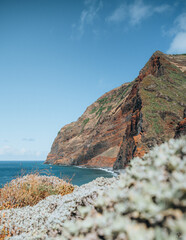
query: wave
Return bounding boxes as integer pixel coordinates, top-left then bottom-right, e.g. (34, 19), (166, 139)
(74, 165), (118, 176)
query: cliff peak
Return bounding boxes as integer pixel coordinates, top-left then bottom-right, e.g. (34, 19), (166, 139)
(152, 50), (165, 56)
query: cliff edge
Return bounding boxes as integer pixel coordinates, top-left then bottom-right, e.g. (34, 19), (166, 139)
(45, 51), (186, 169)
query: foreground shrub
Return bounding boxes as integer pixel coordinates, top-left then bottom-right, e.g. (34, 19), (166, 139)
(0, 224), (10, 240)
(60, 136), (186, 240)
(0, 173), (74, 210)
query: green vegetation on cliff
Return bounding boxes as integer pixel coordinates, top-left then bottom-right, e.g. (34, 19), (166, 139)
(46, 51), (186, 169)
(140, 62), (186, 141)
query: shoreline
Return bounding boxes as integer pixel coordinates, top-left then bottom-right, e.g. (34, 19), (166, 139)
(0, 162), (117, 189)
(74, 165), (119, 176)
(46, 162), (120, 177)
(1, 137), (185, 239)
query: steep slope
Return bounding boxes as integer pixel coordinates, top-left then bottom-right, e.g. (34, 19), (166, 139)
(45, 51), (186, 169)
(46, 82), (134, 167)
(114, 51), (186, 169)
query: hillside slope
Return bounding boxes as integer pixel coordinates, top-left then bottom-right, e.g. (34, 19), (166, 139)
(45, 51), (186, 169)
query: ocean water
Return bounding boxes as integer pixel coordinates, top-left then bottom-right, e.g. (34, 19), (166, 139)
(0, 161), (114, 187)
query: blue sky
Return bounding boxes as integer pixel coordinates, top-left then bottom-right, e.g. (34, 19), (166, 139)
(0, 0), (186, 160)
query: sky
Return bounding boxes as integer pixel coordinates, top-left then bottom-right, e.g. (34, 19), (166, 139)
(0, 0), (186, 160)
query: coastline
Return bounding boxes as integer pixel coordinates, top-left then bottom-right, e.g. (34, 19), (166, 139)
(1, 137), (185, 239)
(0, 161), (115, 188)
(73, 165), (119, 176)
(46, 162), (120, 177)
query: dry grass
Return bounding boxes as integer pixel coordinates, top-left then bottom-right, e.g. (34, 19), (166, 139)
(0, 172), (74, 239)
(0, 173), (74, 210)
(0, 225), (11, 240)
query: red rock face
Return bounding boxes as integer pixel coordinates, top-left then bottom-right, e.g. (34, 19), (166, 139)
(175, 109), (186, 139)
(45, 83), (132, 167)
(45, 51), (186, 169)
(114, 52), (186, 169)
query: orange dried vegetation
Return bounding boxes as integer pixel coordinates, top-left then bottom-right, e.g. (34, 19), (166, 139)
(0, 173), (74, 210)
(0, 212), (11, 240)
(0, 226), (10, 240)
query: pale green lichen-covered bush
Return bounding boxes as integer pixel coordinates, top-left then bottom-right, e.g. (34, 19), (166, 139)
(59, 136), (186, 240)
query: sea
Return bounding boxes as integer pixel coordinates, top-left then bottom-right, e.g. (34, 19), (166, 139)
(0, 161), (114, 187)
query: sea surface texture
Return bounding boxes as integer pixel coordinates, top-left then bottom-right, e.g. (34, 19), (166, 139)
(0, 161), (113, 187)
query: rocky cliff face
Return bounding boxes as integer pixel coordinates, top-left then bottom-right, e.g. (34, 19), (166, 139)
(45, 51), (186, 169)
(174, 108), (186, 139)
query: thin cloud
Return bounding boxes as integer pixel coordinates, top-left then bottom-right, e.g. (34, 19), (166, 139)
(129, 0), (151, 25)
(0, 146), (27, 156)
(175, 13), (186, 31)
(154, 4), (170, 13)
(22, 138), (35, 142)
(0, 146), (12, 155)
(167, 13), (186, 54)
(168, 32), (186, 54)
(106, 4), (127, 23)
(106, 0), (170, 26)
(72, 0), (103, 38)
(0, 145), (45, 159)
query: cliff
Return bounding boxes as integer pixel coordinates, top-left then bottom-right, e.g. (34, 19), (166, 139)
(45, 51), (186, 169)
